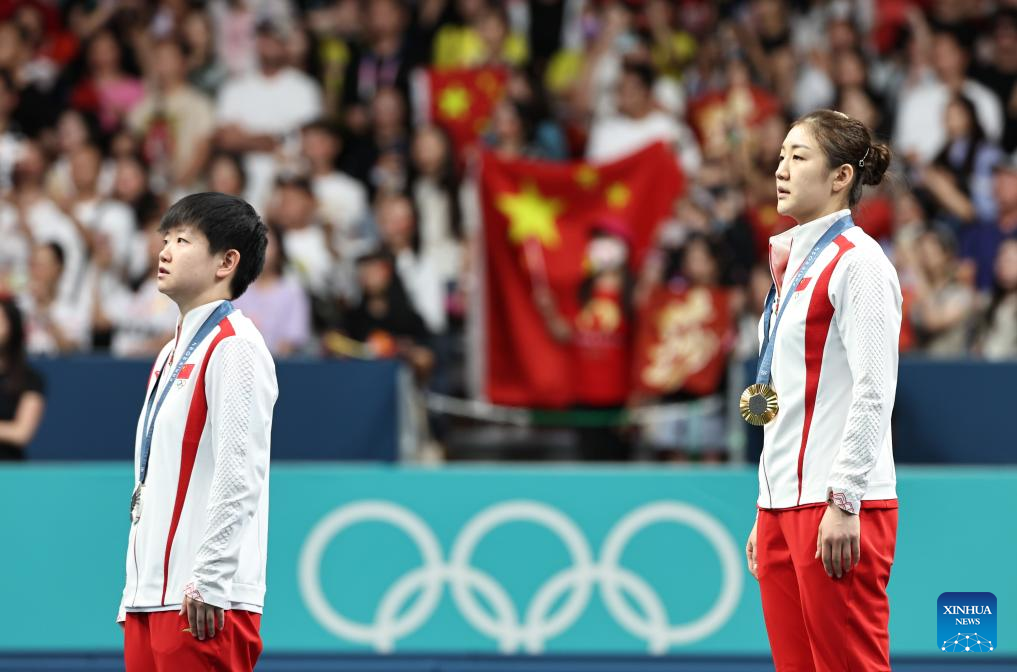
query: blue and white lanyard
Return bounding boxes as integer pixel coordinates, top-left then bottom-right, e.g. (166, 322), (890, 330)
(754, 216), (853, 386)
(138, 301), (234, 484)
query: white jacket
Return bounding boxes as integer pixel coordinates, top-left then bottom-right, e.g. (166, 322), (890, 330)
(757, 210), (900, 513)
(118, 300), (278, 620)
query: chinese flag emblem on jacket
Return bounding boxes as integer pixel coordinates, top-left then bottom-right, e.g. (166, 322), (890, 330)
(479, 142), (683, 407)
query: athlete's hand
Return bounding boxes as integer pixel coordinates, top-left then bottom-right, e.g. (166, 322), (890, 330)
(745, 519), (759, 580)
(815, 504), (860, 579)
(180, 593), (225, 640)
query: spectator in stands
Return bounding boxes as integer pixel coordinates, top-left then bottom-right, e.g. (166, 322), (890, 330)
(974, 8), (1017, 154)
(20, 242), (89, 355)
(206, 151), (247, 198)
(343, 86), (410, 193)
(269, 174), (346, 321)
(4, 141), (85, 304)
(909, 227), (976, 357)
(60, 144), (136, 278)
(215, 18), (322, 211)
(959, 154), (1017, 291)
(89, 206), (175, 357)
(432, 1), (527, 70)
(0, 70), (23, 194)
(341, 0), (414, 135)
(233, 224), (311, 357)
(128, 38), (215, 195)
(376, 192), (446, 336)
(0, 15), (59, 138)
(410, 124), (465, 293)
(69, 29), (144, 135)
(895, 30), (1003, 165)
(180, 9), (227, 98)
(920, 95), (1004, 225)
(345, 248), (434, 378)
(111, 153), (160, 227)
(44, 108), (110, 203)
(300, 119), (371, 256)
(0, 297), (45, 460)
(640, 233), (733, 463)
(976, 237), (1017, 360)
(587, 60), (700, 173)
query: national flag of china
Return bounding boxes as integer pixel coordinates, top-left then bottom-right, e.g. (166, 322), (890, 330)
(418, 67), (507, 153)
(480, 142), (683, 407)
(631, 286), (734, 398)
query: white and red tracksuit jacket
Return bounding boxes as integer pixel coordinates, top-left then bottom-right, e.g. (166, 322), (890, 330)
(758, 209), (901, 514)
(117, 300), (278, 621)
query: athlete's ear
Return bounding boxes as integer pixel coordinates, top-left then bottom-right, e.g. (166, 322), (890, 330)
(831, 163), (854, 195)
(217, 249), (240, 280)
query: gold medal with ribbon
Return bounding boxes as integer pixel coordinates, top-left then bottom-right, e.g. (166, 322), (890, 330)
(739, 383), (779, 426)
(743, 215), (855, 426)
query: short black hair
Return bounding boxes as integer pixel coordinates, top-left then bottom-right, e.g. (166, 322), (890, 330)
(622, 61), (656, 92)
(159, 192), (267, 298)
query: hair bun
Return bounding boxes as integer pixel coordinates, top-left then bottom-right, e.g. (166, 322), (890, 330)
(860, 142), (891, 186)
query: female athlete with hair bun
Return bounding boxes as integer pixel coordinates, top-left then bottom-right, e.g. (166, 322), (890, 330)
(742, 110), (900, 671)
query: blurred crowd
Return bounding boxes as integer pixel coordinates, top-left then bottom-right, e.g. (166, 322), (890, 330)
(0, 0), (1016, 392)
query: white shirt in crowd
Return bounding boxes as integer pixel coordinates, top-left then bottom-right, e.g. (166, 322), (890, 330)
(0, 199), (86, 303)
(394, 248), (446, 335)
(586, 110), (702, 175)
(280, 223), (337, 298)
(413, 178), (463, 286)
(216, 67), (322, 211)
(894, 77), (1004, 164)
(312, 172), (370, 251)
(72, 198), (136, 275)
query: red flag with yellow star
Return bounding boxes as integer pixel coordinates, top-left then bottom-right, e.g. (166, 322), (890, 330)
(479, 142), (683, 407)
(417, 67), (508, 153)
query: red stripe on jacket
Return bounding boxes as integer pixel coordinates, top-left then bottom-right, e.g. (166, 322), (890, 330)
(797, 236), (854, 505)
(161, 317), (235, 605)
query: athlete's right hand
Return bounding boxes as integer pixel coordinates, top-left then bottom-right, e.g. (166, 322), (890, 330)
(746, 520), (759, 580)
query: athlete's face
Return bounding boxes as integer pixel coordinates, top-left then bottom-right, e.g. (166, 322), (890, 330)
(156, 224), (231, 305)
(775, 123), (852, 224)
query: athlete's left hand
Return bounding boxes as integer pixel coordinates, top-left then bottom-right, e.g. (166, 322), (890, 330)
(815, 504), (860, 579)
(180, 593), (225, 640)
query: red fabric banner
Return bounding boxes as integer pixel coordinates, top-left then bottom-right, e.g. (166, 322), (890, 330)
(480, 142), (683, 407)
(631, 286), (735, 397)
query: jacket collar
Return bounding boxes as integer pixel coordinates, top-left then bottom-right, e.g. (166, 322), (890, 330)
(768, 209), (851, 295)
(173, 299), (229, 358)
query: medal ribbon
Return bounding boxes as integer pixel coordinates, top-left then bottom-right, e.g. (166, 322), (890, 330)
(138, 301), (234, 484)
(755, 215), (853, 386)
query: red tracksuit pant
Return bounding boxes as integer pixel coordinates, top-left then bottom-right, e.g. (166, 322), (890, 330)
(757, 500), (898, 672)
(124, 610), (262, 672)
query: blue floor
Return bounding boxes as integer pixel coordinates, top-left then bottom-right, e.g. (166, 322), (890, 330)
(1, 654), (1015, 671)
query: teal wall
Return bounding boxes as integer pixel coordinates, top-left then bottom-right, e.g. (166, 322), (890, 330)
(0, 466), (1013, 655)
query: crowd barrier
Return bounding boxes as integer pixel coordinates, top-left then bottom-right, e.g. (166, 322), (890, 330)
(28, 357), (403, 461)
(23, 356), (1017, 464)
(0, 465), (1013, 658)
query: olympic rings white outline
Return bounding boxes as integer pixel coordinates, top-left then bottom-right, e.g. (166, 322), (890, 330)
(298, 499), (743, 653)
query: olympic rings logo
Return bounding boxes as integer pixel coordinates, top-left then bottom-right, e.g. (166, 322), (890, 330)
(298, 500), (743, 653)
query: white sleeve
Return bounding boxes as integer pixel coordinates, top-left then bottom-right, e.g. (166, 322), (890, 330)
(186, 337), (277, 608)
(826, 249), (902, 512)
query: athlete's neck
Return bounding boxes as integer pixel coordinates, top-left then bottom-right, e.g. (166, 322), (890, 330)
(799, 204), (850, 227)
(176, 288), (232, 322)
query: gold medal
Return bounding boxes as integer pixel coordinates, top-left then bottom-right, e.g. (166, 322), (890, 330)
(740, 383), (779, 426)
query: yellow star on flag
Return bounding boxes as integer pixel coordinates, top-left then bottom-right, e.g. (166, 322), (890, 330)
(574, 165), (599, 190)
(606, 181), (631, 209)
(439, 85), (471, 120)
(497, 183), (564, 248)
